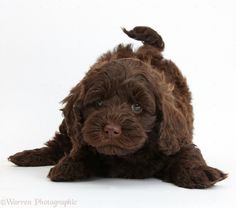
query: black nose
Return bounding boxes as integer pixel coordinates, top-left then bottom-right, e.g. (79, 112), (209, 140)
(104, 123), (121, 138)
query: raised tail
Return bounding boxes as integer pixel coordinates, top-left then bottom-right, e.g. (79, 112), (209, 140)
(122, 26), (165, 51)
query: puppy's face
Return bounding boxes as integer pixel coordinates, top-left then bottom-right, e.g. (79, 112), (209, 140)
(80, 59), (158, 156)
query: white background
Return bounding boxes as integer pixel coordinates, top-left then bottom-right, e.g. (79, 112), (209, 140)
(0, 0), (235, 207)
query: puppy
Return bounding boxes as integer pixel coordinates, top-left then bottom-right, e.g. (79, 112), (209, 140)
(9, 26), (227, 188)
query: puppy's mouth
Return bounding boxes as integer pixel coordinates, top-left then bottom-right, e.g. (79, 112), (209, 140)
(96, 144), (138, 156)
(83, 131), (147, 156)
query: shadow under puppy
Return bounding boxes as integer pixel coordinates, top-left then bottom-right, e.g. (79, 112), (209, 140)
(9, 26), (227, 189)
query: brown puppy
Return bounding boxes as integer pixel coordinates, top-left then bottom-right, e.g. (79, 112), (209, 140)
(9, 26), (227, 188)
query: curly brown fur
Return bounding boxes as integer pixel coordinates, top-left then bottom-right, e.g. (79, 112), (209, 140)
(8, 26), (227, 188)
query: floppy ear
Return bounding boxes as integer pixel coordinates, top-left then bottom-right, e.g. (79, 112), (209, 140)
(157, 98), (190, 155)
(154, 78), (191, 156)
(62, 83), (85, 158)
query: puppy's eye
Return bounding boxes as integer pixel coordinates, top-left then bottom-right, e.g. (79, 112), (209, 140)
(95, 100), (103, 107)
(131, 103), (143, 114)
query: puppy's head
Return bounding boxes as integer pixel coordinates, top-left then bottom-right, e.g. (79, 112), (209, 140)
(62, 58), (188, 156)
(82, 59), (159, 156)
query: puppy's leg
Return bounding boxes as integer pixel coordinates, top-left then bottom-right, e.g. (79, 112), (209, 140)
(161, 144), (227, 189)
(8, 121), (72, 166)
(48, 148), (97, 181)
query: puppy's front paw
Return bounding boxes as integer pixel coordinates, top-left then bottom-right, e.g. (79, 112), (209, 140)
(48, 157), (88, 182)
(173, 166), (227, 189)
(48, 165), (75, 182)
(8, 149), (56, 166)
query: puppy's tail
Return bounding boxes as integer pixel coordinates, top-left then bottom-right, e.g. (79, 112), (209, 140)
(122, 26), (165, 51)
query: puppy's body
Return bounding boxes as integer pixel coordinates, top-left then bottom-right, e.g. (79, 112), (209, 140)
(9, 27), (227, 188)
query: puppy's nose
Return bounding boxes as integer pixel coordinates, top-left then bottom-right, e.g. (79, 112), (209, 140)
(104, 123), (121, 138)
